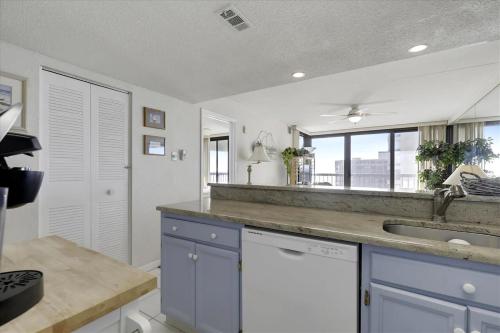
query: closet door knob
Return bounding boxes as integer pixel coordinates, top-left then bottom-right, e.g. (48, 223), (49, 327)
(453, 328), (465, 333)
(106, 189), (114, 195)
(192, 254), (198, 261)
(471, 330), (481, 333)
(210, 233), (217, 240)
(171, 226), (178, 232)
(462, 283), (476, 294)
(188, 253), (193, 259)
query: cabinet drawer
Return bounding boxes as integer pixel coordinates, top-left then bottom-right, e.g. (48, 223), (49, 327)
(162, 218), (239, 249)
(370, 251), (500, 308)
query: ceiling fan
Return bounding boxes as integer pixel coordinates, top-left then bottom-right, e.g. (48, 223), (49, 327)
(319, 101), (396, 124)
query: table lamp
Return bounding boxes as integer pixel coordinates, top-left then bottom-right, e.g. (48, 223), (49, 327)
(443, 164), (487, 186)
(247, 141), (270, 185)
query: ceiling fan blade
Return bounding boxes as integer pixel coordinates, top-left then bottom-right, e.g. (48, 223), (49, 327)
(318, 102), (354, 107)
(328, 117), (349, 124)
(359, 99), (396, 106)
(320, 114), (348, 117)
(365, 111), (398, 116)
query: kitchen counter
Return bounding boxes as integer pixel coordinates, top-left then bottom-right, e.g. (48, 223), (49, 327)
(0, 236), (156, 333)
(157, 198), (500, 266)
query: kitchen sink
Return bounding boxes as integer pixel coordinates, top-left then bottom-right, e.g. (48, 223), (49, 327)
(383, 221), (500, 249)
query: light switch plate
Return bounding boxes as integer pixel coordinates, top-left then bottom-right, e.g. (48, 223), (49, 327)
(179, 149), (187, 160)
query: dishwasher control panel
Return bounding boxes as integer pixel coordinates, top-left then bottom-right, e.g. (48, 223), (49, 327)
(243, 228), (358, 262)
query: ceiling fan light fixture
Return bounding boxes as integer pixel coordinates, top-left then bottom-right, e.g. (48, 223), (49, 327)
(291, 72), (306, 78)
(408, 44), (428, 53)
(348, 115), (362, 123)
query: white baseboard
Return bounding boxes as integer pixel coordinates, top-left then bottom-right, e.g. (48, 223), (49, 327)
(138, 259), (160, 272)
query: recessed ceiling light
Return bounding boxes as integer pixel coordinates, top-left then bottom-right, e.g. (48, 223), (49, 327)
(408, 44), (428, 53)
(292, 72), (305, 78)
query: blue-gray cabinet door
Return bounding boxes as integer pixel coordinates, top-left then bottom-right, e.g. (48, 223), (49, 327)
(162, 235), (196, 327)
(469, 307), (500, 333)
(369, 283), (467, 333)
(195, 243), (239, 333)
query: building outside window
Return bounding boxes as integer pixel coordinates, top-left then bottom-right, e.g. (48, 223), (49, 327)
(394, 131), (419, 191)
(351, 133), (390, 189)
(484, 121), (500, 177)
(311, 136), (344, 186)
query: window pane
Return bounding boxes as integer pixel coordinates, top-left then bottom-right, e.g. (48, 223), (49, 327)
(311, 137), (344, 186)
(395, 131), (419, 191)
(351, 133), (390, 189)
(209, 140), (217, 183)
(484, 123), (500, 177)
(217, 139), (229, 183)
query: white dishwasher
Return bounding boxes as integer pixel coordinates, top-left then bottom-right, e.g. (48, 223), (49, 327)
(242, 228), (358, 333)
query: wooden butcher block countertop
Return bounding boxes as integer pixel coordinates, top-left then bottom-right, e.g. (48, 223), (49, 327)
(0, 236), (156, 333)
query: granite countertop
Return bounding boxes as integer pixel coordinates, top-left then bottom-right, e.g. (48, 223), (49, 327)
(209, 183), (500, 203)
(0, 236), (156, 333)
(157, 198), (500, 266)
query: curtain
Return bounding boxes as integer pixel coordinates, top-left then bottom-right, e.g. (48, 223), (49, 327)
(453, 122), (484, 142)
(290, 125), (300, 148)
(418, 125), (447, 143)
(417, 125), (447, 190)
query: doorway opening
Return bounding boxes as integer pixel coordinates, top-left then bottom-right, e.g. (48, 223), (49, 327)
(200, 109), (236, 197)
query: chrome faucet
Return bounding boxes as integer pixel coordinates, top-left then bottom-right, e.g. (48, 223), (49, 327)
(432, 185), (466, 222)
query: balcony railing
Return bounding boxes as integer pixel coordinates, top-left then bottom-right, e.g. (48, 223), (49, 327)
(314, 173), (344, 186)
(313, 173), (417, 190)
(209, 172), (229, 184)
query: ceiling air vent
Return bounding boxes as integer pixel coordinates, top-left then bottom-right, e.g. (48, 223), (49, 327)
(219, 7), (250, 31)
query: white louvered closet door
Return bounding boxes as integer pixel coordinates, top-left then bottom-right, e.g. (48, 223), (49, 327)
(40, 70), (130, 263)
(40, 71), (92, 247)
(90, 85), (129, 263)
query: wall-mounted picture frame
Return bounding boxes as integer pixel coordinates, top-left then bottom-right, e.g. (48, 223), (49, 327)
(0, 71), (27, 132)
(144, 107), (166, 129)
(144, 135), (166, 156)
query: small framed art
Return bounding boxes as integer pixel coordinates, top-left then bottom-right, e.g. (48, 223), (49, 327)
(144, 107), (166, 129)
(144, 135), (166, 156)
(0, 71), (27, 131)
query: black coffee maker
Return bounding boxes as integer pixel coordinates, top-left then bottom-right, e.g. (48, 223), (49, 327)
(0, 103), (44, 325)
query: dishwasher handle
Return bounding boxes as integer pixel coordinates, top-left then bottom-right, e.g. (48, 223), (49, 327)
(278, 247), (305, 259)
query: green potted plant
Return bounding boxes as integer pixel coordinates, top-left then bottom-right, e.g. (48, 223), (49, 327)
(416, 138), (498, 190)
(281, 147), (309, 185)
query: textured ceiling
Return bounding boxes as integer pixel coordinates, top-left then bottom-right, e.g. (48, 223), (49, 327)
(200, 41), (500, 133)
(1, 0), (498, 103)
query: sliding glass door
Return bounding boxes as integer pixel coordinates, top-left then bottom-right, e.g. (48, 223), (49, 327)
(209, 136), (229, 184)
(308, 128), (419, 190)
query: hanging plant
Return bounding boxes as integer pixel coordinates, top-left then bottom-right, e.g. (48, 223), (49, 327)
(416, 138), (498, 190)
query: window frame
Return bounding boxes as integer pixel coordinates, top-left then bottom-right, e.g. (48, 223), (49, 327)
(209, 135), (230, 184)
(309, 127), (418, 189)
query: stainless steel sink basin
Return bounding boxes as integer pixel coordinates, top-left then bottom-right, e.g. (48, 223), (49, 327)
(383, 222), (500, 249)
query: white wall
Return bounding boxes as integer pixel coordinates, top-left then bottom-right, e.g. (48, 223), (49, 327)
(0, 41), (200, 267)
(199, 98), (291, 186)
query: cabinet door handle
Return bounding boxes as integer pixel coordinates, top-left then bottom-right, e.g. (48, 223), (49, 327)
(453, 328), (465, 333)
(210, 233), (217, 240)
(462, 283), (476, 294)
(192, 254), (198, 261)
(188, 253), (193, 259)
(172, 226), (178, 232)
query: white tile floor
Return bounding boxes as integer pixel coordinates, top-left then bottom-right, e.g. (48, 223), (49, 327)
(139, 267), (184, 333)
